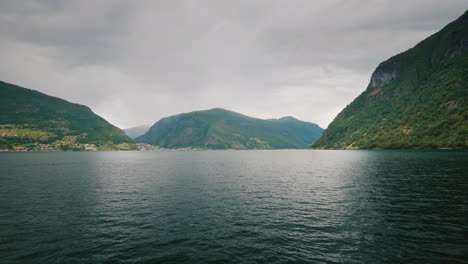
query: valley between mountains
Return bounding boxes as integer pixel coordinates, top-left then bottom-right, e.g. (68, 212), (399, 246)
(1, 11), (467, 151)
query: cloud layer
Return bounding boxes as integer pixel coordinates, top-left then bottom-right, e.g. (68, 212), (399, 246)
(1, 0), (466, 128)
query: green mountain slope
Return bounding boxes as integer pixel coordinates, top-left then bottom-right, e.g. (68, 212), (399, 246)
(137, 108), (323, 149)
(313, 10), (468, 149)
(0, 80), (133, 150)
(124, 125), (151, 139)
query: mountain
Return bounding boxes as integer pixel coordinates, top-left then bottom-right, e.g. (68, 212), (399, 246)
(0, 80), (134, 150)
(137, 108), (323, 149)
(313, 10), (468, 149)
(124, 125), (151, 139)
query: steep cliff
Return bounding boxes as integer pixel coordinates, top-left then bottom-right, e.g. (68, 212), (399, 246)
(313, 11), (468, 149)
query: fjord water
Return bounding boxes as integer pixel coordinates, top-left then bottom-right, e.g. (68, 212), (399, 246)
(1, 150), (467, 263)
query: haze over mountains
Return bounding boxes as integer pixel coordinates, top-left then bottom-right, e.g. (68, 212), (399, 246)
(1, 10), (467, 151)
(314, 10), (468, 149)
(124, 125), (151, 139)
(137, 108), (323, 149)
(0, 82), (323, 150)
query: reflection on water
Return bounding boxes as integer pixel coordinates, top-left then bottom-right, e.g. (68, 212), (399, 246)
(0, 150), (467, 263)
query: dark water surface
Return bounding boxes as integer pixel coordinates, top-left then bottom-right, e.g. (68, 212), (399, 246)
(0, 150), (467, 263)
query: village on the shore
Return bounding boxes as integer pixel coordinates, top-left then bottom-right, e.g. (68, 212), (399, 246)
(0, 142), (162, 152)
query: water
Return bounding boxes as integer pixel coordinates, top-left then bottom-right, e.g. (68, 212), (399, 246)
(0, 150), (467, 263)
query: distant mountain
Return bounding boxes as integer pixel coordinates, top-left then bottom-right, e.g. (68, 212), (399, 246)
(124, 125), (151, 139)
(137, 108), (323, 149)
(0, 80), (134, 150)
(313, 10), (468, 149)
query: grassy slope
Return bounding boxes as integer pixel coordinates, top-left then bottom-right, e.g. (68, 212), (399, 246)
(137, 108), (323, 149)
(0, 81), (133, 149)
(313, 10), (468, 149)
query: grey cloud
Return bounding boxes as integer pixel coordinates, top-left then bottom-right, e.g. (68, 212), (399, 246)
(0, 0), (466, 128)
(0, 0), (133, 65)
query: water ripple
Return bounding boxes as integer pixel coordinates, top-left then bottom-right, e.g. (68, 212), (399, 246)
(1, 150), (467, 263)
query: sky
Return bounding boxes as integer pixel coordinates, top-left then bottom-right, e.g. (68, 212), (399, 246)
(0, 1), (466, 129)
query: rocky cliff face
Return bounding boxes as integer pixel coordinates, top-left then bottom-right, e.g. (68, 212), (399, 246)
(313, 10), (468, 149)
(366, 67), (398, 91)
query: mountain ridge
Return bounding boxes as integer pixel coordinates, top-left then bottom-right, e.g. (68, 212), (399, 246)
(313, 10), (468, 149)
(137, 108), (323, 149)
(0, 80), (135, 151)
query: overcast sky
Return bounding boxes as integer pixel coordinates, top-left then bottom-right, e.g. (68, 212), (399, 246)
(0, 1), (466, 128)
